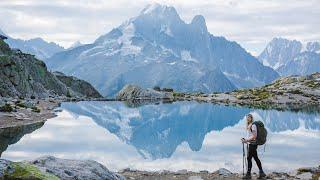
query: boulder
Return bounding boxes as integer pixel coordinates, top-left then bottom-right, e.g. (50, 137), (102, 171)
(217, 168), (232, 176)
(30, 156), (125, 180)
(116, 84), (173, 100)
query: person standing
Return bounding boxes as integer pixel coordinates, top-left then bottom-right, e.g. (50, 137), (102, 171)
(241, 114), (266, 179)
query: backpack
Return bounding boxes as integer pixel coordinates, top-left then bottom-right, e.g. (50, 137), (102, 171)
(251, 121), (267, 145)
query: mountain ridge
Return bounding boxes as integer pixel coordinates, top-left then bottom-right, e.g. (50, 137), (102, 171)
(0, 28), (65, 60)
(258, 37), (320, 76)
(46, 4), (279, 96)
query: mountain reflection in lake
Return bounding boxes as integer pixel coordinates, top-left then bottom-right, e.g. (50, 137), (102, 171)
(1, 101), (319, 173)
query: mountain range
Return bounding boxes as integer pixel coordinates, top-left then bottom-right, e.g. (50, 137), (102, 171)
(258, 38), (320, 76)
(0, 29), (65, 60)
(45, 4), (279, 96)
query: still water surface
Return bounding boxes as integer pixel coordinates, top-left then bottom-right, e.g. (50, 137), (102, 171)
(1, 101), (319, 172)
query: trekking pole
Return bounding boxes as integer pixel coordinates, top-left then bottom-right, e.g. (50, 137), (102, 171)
(242, 142), (245, 176)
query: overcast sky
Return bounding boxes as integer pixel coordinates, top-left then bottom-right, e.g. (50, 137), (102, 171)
(0, 0), (319, 55)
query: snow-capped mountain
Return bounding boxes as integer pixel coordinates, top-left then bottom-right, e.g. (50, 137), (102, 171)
(0, 28), (64, 60)
(258, 38), (320, 76)
(258, 38), (302, 70)
(68, 41), (83, 50)
(46, 4), (278, 96)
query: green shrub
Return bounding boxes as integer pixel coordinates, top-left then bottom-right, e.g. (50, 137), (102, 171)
(0, 104), (13, 112)
(173, 92), (185, 97)
(31, 106), (41, 113)
(153, 86), (161, 91)
(4, 162), (59, 180)
(66, 90), (72, 98)
(289, 89), (302, 94)
(162, 88), (174, 92)
(16, 102), (26, 108)
(305, 81), (320, 88)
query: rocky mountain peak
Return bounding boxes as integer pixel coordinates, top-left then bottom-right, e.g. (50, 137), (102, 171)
(258, 37), (302, 69)
(269, 37), (302, 50)
(140, 3), (179, 18)
(68, 41), (83, 50)
(259, 37), (320, 76)
(306, 41), (320, 52)
(191, 15), (208, 32)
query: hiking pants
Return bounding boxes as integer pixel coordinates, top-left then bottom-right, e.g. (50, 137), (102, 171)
(247, 144), (263, 173)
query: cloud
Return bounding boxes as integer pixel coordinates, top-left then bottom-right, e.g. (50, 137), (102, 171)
(0, 0), (319, 53)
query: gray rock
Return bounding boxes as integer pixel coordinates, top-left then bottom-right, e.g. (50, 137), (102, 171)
(188, 176), (203, 180)
(53, 71), (103, 98)
(175, 169), (188, 175)
(0, 99), (4, 107)
(296, 172), (313, 179)
(217, 168), (232, 176)
(0, 159), (11, 177)
(116, 84), (173, 100)
(30, 156), (125, 180)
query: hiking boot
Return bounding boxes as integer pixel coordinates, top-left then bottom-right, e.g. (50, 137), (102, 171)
(242, 172), (251, 179)
(258, 171), (266, 179)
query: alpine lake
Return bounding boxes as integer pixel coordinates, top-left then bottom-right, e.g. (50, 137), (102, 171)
(1, 100), (319, 173)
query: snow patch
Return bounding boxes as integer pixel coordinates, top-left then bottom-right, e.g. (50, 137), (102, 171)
(118, 22), (141, 56)
(202, 83), (210, 91)
(273, 62), (283, 70)
(261, 58), (271, 67)
(167, 61), (176, 65)
(181, 50), (198, 63)
(223, 71), (240, 79)
(159, 128), (170, 140)
(161, 25), (173, 36)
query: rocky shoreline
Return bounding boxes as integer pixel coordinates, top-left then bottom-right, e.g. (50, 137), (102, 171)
(0, 97), (106, 129)
(121, 166), (320, 180)
(117, 73), (320, 114)
(0, 156), (319, 180)
(183, 73), (320, 114)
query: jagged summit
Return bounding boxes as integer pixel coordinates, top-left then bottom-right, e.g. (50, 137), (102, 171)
(258, 37), (302, 69)
(258, 37), (320, 76)
(140, 3), (179, 17)
(68, 41), (83, 49)
(306, 42), (320, 52)
(191, 15), (207, 32)
(191, 15), (206, 26)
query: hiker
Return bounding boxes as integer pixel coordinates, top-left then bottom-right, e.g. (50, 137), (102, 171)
(241, 113), (266, 179)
